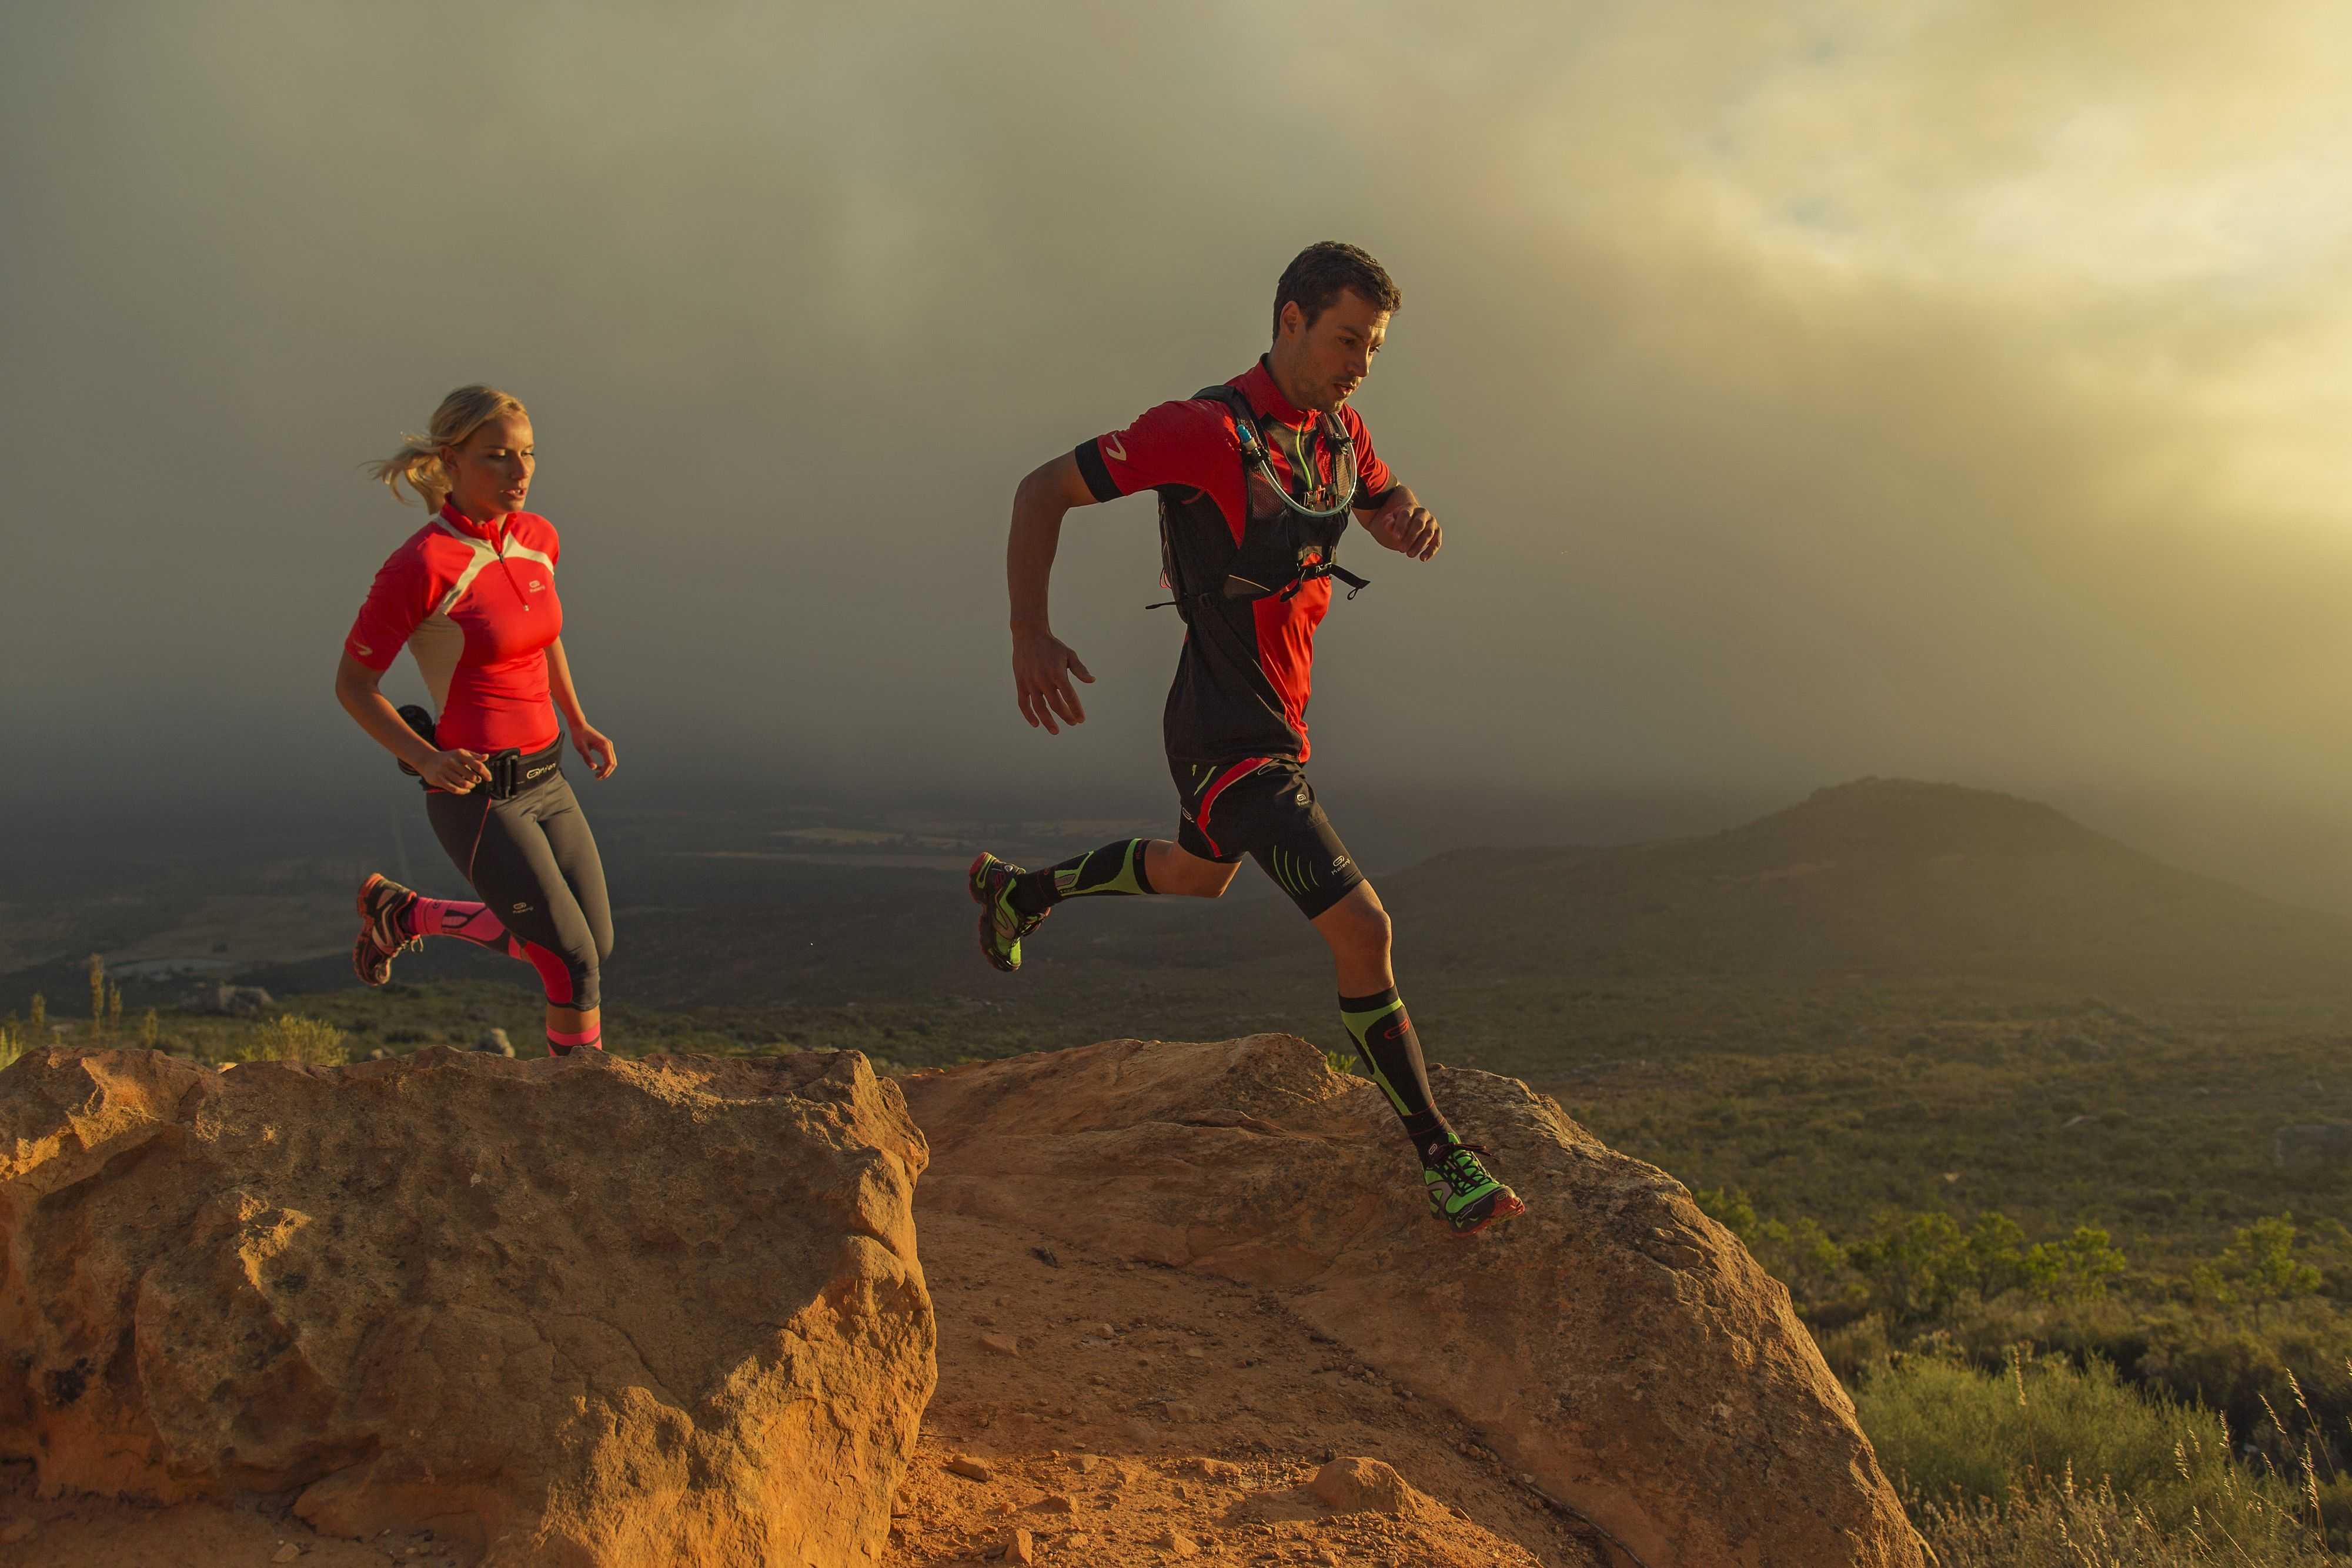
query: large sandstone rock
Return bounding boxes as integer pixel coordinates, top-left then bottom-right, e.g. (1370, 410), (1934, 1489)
(0, 1047), (933, 1567)
(906, 1034), (1921, 1568)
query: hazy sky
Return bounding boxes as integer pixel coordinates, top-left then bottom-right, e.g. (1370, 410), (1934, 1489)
(7, 3), (2350, 860)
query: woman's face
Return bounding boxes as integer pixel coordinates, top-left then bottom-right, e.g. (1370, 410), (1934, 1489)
(442, 413), (534, 520)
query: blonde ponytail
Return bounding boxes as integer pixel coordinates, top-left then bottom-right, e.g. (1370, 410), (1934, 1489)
(368, 384), (529, 510)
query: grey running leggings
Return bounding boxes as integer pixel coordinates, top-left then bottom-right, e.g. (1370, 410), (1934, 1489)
(424, 768), (613, 1009)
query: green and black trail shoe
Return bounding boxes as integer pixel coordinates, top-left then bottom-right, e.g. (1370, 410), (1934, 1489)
(968, 851), (1047, 973)
(352, 872), (421, 987)
(1422, 1142), (1525, 1236)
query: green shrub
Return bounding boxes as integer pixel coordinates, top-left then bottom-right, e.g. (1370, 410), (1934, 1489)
(1912, 1472), (2331, 1567)
(1812, 1313), (1895, 1386)
(245, 1014), (348, 1066)
(1857, 1350), (2318, 1550)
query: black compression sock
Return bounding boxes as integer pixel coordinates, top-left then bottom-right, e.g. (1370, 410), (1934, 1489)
(1010, 838), (1155, 915)
(1338, 986), (1454, 1162)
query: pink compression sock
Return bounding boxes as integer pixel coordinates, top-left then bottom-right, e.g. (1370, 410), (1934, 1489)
(547, 1024), (603, 1058)
(406, 897), (509, 949)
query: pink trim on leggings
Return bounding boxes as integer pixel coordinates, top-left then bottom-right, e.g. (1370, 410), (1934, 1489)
(515, 938), (576, 1005)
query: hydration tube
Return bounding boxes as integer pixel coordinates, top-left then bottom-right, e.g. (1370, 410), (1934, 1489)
(1232, 409), (1358, 520)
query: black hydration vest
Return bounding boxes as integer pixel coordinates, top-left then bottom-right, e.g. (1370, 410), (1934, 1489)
(1150, 384), (1369, 618)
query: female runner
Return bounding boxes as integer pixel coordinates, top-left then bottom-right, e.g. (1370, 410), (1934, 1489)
(335, 385), (618, 1056)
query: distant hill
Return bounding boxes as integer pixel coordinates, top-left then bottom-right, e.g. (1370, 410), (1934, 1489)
(1379, 778), (2352, 996)
(18, 778), (2344, 1018)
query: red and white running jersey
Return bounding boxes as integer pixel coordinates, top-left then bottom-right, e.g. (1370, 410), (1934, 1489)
(345, 505), (564, 753)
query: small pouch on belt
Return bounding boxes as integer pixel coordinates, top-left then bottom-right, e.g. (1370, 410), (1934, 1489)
(484, 748), (522, 799)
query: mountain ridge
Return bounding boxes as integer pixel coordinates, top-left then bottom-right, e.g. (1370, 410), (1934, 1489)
(1383, 776), (2352, 995)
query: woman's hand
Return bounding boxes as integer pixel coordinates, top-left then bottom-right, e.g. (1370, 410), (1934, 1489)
(419, 748), (493, 793)
(573, 724), (618, 780)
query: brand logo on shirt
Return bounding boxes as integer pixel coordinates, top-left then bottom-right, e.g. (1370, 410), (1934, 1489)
(527, 579), (544, 591)
(512, 902), (532, 914)
(1102, 434), (1128, 463)
(352, 642), (372, 657)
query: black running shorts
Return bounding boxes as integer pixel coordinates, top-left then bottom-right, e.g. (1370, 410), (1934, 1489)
(1171, 757), (1365, 920)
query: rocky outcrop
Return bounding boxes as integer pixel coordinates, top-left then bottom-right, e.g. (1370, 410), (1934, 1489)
(905, 1034), (1922, 1568)
(0, 1047), (933, 1567)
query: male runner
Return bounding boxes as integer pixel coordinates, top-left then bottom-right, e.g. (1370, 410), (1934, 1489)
(970, 242), (1524, 1235)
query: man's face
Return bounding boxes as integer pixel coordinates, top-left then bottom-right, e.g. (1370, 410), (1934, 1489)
(1276, 287), (1389, 412)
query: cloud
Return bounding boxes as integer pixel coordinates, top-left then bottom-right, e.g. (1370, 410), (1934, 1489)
(4, 0), (2347, 838)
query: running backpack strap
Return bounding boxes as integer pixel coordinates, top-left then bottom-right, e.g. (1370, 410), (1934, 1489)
(1147, 385), (1263, 614)
(1192, 384), (1269, 470)
(1147, 386), (1369, 611)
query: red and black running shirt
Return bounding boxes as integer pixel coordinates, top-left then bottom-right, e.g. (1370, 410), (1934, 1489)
(1075, 358), (1396, 765)
(345, 504), (564, 754)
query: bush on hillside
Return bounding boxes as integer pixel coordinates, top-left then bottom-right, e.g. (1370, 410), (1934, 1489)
(1856, 1350), (2319, 1553)
(1912, 1473), (2333, 1568)
(245, 1014), (348, 1066)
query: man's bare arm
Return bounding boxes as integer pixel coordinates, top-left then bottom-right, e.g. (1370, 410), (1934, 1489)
(1356, 482), (1442, 561)
(1008, 453), (1105, 735)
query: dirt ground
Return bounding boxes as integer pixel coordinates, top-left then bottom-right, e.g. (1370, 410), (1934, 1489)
(0, 1205), (1609, 1568)
(889, 1207), (1611, 1568)
(0, 1463), (455, 1568)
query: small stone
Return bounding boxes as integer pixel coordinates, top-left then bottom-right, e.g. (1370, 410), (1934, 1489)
(1309, 1456), (1415, 1515)
(1025, 1494), (1076, 1514)
(1120, 1417), (1158, 1447)
(1179, 1457), (1244, 1485)
(981, 1332), (1021, 1356)
(1183, 1346), (1205, 1359)
(1154, 1528), (1200, 1558)
(273, 1546), (302, 1564)
(0, 1520), (34, 1546)
(947, 1456), (995, 1482)
(1091, 1322), (1116, 1338)
(1003, 1526), (1035, 1563)
(1161, 1400), (1200, 1423)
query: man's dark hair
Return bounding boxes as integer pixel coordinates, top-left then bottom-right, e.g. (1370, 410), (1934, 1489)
(1271, 242), (1401, 341)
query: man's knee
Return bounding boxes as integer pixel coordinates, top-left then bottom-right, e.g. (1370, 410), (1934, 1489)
(1316, 884), (1391, 952)
(1155, 843), (1241, 898)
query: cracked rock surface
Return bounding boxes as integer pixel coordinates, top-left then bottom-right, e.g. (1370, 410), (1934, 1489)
(0, 1047), (933, 1568)
(905, 1034), (1920, 1568)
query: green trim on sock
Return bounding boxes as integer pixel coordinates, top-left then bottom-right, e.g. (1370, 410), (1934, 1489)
(1053, 838), (1152, 900)
(1339, 989), (1414, 1116)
